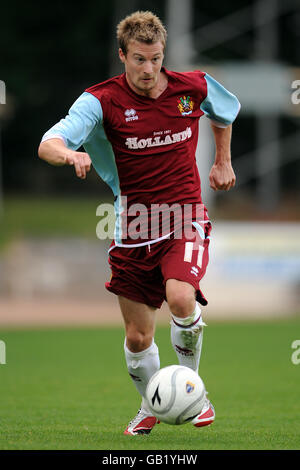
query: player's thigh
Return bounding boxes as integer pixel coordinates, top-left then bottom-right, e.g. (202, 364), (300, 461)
(118, 295), (157, 352)
(161, 223), (211, 308)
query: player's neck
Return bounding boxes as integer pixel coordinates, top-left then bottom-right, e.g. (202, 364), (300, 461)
(127, 71), (168, 100)
(149, 71), (168, 99)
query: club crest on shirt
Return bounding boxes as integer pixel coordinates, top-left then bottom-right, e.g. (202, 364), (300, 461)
(177, 96), (194, 116)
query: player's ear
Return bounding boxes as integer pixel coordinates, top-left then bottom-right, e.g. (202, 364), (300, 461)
(119, 48), (126, 64)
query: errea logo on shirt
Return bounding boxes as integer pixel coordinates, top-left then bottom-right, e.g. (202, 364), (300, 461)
(125, 109), (139, 122)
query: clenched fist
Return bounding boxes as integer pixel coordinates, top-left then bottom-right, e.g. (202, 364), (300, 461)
(209, 161), (236, 191)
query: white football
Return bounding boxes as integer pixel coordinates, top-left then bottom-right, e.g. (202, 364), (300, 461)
(145, 365), (206, 425)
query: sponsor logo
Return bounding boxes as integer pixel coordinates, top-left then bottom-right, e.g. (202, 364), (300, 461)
(177, 96), (194, 116)
(175, 344), (193, 357)
(125, 127), (192, 149)
(129, 373), (142, 382)
(125, 108), (139, 122)
(186, 381), (195, 393)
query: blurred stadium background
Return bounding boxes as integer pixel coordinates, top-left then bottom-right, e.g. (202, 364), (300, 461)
(0, 0), (299, 327)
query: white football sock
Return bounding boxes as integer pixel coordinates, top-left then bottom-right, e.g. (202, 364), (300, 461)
(170, 302), (206, 372)
(124, 339), (160, 411)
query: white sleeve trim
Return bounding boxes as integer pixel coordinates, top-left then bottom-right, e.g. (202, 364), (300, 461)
(209, 119), (228, 128)
(40, 134), (67, 145)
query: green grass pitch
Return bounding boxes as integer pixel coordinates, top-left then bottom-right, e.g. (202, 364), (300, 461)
(0, 319), (300, 450)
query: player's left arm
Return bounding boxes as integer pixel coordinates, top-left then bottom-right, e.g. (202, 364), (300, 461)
(209, 123), (235, 191)
(200, 72), (241, 191)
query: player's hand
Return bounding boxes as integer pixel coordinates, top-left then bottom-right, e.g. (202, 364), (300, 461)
(65, 151), (92, 179)
(209, 161), (236, 191)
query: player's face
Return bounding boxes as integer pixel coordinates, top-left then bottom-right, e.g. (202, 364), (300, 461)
(119, 40), (164, 97)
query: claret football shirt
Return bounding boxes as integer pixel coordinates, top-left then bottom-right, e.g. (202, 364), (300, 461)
(42, 67), (240, 245)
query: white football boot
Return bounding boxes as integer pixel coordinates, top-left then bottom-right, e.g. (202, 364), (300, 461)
(191, 397), (215, 427)
(124, 407), (159, 435)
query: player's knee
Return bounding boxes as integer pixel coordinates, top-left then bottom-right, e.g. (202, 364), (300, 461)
(166, 279), (196, 315)
(125, 330), (153, 353)
(167, 284), (195, 318)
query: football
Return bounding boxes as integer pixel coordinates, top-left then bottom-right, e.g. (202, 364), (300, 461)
(145, 365), (206, 425)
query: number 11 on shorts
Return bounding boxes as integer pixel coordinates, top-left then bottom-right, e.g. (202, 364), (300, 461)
(184, 242), (204, 268)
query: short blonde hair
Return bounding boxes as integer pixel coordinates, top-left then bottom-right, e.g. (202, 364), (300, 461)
(117, 11), (167, 54)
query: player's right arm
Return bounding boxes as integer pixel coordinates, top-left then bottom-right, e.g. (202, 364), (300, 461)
(38, 91), (103, 179)
(38, 138), (91, 179)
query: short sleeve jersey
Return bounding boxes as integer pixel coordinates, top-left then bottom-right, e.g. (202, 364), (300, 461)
(42, 67), (240, 245)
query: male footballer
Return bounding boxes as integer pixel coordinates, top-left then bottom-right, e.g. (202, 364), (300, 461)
(38, 11), (240, 435)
